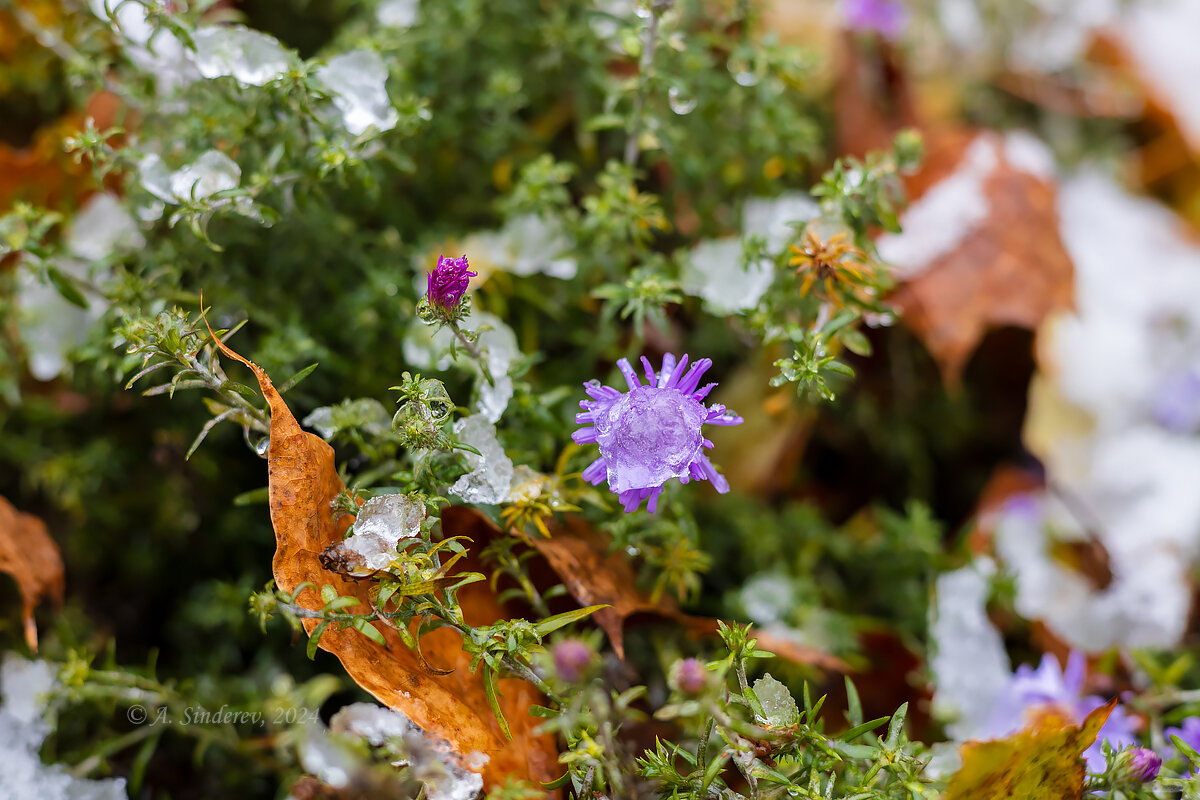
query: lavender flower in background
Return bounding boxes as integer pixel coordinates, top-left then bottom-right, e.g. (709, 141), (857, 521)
(1165, 717), (1200, 774)
(1152, 371), (1200, 433)
(841, 0), (907, 39)
(426, 255), (477, 311)
(573, 353), (742, 513)
(551, 639), (594, 683)
(984, 651), (1136, 772)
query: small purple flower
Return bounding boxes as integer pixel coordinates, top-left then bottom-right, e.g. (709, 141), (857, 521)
(552, 639), (594, 683)
(841, 0), (906, 39)
(1123, 748), (1162, 783)
(426, 254), (477, 311)
(572, 353), (742, 513)
(985, 651), (1137, 772)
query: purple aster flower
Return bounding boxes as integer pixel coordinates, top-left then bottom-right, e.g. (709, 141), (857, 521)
(1165, 716), (1200, 774)
(426, 254), (477, 311)
(1152, 371), (1200, 433)
(572, 353), (742, 513)
(841, 0), (907, 39)
(985, 651), (1137, 772)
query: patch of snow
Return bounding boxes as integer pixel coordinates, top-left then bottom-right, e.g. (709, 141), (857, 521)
(681, 238), (774, 314)
(466, 214), (578, 280)
(742, 192), (819, 251)
(876, 135), (997, 278)
(1114, 0), (1200, 152)
(377, 0), (420, 28)
(928, 561), (1012, 740)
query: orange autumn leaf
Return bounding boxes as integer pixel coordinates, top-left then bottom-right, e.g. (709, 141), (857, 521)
(945, 700), (1115, 800)
(0, 495), (64, 651)
(202, 322), (558, 793)
(884, 130), (1076, 382)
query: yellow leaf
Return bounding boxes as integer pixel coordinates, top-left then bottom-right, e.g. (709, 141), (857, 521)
(945, 701), (1116, 800)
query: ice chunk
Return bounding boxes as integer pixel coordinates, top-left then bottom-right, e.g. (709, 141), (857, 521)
(89, 0), (198, 95)
(314, 51), (399, 136)
(331, 702), (414, 745)
(681, 238), (774, 314)
(169, 150), (241, 201)
(739, 573), (796, 627)
(297, 723), (359, 789)
(193, 25), (292, 86)
(377, 0), (419, 28)
(329, 703), (484, 800)
(323, 494), (426, 574)
(0, 655), (128, 800)
(876, 135), (997, 278)
(303, 398), (391, 440)
(449, 415), (514, 505)
(473, 313), (520, 423)
(928, 562), (1011, 740)
(752, 673), (799, 728)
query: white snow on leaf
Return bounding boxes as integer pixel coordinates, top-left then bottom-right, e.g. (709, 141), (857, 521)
(0, 655), (128, 800)
(88, 0), (198, 94)
(928, 561), (1012, 741)
(1112, 0), (1200, 152)
(449, 414), (514, 505)
(377, 0), (420, 28)
(193, 25), (292, 86)
(876, 135), (997, 278)
(314, 50), (399, 136)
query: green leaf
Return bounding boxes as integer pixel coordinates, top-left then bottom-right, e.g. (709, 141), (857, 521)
(840, 716), (889, 742)
(355, 620), (385, 645)
(277, 362), (319, 394)
(533, 604), (610, 636)
(482, 663), (511, 741)
(307, 620), (330, 660)
(845, 676), (863, 727)
(46, 264), (89, 309)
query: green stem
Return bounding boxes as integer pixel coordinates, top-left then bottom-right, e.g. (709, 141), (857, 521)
(448, 321), (495, 387)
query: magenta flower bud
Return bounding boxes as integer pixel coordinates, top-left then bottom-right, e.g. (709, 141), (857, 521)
(672, 658), (707, 694)
(573, 353), (743, 513)
(426, 255), (477, 311)
(1125, 748), (1162, 783)
(552, 639), (593, 683)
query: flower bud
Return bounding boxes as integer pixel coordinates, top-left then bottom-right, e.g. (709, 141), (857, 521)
(1113, 747), (1162, 785)
(552, 639), (593, 683)
(426, 254), (476, 311)
(670, 658), (708, 694)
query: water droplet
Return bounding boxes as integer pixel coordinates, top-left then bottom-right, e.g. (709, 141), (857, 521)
(727, 56), (759, 87)
(668, 85), (696, 115)
(626, 545), (640, 556)
(246, 430), (271, 457)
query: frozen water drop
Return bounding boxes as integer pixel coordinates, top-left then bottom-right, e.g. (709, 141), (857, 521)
(727, 56), (759, 86)
(667, 85), (696, 115)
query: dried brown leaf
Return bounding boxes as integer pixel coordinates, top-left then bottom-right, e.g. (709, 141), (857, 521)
(203, 326), (557, 792)
(0, 495), (64, 651)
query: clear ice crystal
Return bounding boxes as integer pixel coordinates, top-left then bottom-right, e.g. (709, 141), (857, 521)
(449, 415), (514, 505)
(168, 150), (241, 201)
(66, 193), (144, 261)
(315, 50), (400, 136)
(330, 494), (426, 572)
(193, 25), (292, 86)
(473, 313), (520, 422)
(0, 655), (128, 800)
(739, 573), (797, 627)
(752, 673), (800, 728)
